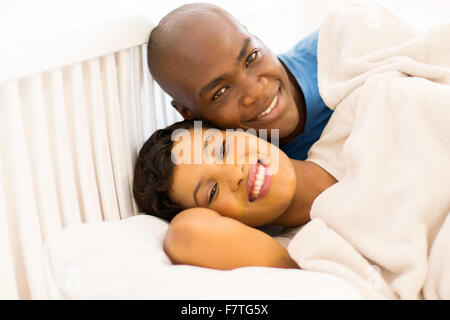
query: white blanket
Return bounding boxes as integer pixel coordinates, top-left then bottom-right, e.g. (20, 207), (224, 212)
(288, 4), (450, 300)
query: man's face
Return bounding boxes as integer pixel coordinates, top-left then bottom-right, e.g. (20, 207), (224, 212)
(158, 13), (301, 139)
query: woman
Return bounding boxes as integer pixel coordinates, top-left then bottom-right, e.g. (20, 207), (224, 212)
(133, 120), (337, 270)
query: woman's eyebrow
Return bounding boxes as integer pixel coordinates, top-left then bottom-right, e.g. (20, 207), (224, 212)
(203, 135), (213, 156)
(203, 134), (224, 158)
(198, 37), (252, 98)
(193, 178), (203, 207)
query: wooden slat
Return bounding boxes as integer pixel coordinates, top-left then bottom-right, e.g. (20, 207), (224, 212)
(43, 70), (82, 228)
(63, 63), (103, 223)
(100, 54), (135, 219)
(83, 58), (121, 221)
(117, 49), (138, 216)
(19, 75), (63, 237)
(0, 158), (20, 299)
(0, 81), (49, 299)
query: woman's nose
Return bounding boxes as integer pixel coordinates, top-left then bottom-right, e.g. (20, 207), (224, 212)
(241, 76), (268, 107)
(223, 164), (245, 192)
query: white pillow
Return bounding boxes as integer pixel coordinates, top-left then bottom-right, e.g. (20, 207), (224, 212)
(43, 214), (362, 299)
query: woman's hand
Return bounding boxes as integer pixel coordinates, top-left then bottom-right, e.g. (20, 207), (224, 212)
(164, 207), (299, 270)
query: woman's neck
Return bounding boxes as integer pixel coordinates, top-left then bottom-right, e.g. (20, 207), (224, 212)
(272, 160), (338, 227)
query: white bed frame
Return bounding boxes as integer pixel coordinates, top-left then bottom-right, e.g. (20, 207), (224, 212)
(0, 5), (310, 299)
(0, 13), (186, 299)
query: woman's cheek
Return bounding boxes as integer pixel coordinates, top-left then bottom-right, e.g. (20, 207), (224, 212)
(214, 199), (244, 220)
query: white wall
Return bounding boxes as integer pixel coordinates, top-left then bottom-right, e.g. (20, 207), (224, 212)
(1, 1), (449, 49)
(0, 0), (295, 34)
(292, 0), (450, 31)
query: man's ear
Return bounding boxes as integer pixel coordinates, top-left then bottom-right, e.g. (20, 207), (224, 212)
(171, 100), (196, 120)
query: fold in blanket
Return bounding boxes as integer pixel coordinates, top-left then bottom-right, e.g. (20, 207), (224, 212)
(288, 4), (450, 300)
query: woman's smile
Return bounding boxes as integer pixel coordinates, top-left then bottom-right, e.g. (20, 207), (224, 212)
(247, 160), (272, 202)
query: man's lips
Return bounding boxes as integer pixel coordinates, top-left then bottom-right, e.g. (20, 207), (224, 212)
(246, 86), (282, 123)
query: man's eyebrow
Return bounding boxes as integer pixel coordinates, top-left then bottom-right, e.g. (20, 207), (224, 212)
(198, 37), (252, 98)
(193, 178), (203, 207)
(199, 74), (230, 98)
(236, 38), (251, 64)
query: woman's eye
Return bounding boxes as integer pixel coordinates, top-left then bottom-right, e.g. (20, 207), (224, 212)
(209, 183), (218, 203)
(213, 87), (227, 100)
(213, 138), (226, 161)
(219, 139), (226, 160)
(245, 51), (258, 67)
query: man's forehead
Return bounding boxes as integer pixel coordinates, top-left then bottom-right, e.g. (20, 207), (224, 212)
(164, 23), (249, 96)
(174, 14), (247, 59)
(156, 9), (251, 106)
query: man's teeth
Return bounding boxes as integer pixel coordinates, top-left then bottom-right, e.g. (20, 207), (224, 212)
(257, 95), (278, 118)
(251, 165), (266, 198)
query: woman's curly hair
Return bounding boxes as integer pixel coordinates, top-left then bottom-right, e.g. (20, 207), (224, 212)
(133, 119), (213, 221)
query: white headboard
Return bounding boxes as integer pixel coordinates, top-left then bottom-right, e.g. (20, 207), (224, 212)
(0, 2), (304, 299)
(0, 14), (184, 299)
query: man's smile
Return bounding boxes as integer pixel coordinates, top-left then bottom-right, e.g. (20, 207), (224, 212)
(257, 94), (278, 119)
(245, 85), (283, 125)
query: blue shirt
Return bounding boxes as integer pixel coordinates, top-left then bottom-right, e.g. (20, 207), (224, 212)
(277, 30), (333, 160)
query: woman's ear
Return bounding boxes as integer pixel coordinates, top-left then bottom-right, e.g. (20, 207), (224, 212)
(171, 101), (196, 120)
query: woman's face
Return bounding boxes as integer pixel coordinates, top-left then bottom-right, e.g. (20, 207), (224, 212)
(169, 127), (296, 226)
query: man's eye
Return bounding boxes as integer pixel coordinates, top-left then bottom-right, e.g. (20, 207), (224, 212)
(245, 51), (258, 67)
(213, 87), (227, 100)
(209, 183), (218, 203)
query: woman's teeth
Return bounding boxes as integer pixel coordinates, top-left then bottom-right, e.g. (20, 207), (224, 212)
(251, 164), (266, 198)
(257, 95), (278, 118)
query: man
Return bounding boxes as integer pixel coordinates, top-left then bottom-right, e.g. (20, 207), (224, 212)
(147, 3), (332, 160)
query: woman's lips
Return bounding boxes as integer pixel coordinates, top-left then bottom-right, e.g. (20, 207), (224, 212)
(246, 161), (272, 202)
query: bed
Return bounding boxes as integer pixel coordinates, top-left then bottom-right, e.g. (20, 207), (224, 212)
(0, 11), (362, 300)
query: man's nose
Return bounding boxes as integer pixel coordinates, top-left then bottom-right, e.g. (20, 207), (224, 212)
(241, 76), (268, 107)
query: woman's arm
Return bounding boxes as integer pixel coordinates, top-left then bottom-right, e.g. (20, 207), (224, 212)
(164, 208), (299, 270)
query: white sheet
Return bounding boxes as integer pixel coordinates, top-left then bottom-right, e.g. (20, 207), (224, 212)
(288, 3), (450, 300)
(43, 215), (362, 299)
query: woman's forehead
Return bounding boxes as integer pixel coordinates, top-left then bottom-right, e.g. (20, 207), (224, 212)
(171, 128), (224, 163)
(170, 127), (263, 167)
(172, 127), (252, 146)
